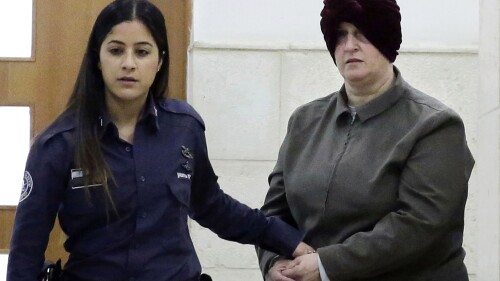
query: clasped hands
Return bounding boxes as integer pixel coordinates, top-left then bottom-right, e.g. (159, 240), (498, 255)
(266, 242), (320, 281)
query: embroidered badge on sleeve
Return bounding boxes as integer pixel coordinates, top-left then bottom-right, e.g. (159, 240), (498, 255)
(20, 171), (33, 202)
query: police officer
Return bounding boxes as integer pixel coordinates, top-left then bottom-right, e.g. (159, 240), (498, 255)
(7, 1), (312, 280)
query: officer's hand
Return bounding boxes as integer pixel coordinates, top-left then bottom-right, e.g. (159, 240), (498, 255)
(292, 242), (315, 257)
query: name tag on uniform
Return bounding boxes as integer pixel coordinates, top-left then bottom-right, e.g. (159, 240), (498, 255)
(177, 172), (191, 180)
(72, 169), (83, 179)
(71, 169), (102, 189)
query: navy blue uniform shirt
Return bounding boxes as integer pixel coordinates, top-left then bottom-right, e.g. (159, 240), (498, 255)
(8, 97), (302, 281)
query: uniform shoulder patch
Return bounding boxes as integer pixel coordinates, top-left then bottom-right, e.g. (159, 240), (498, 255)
(157, 98), (205, 129)
(20, 171), (33, 202)
(36, 111), (76, 145)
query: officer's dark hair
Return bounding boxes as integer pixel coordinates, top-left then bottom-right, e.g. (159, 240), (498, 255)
(65, 0), (169, 207)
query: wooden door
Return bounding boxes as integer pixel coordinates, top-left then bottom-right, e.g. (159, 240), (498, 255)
(0, 0), (192, 264)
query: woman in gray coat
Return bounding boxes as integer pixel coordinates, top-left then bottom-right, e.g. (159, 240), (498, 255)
(257, 0), (475, 280)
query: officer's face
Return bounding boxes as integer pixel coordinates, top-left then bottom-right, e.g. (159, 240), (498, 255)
(99, 20), (162, 107)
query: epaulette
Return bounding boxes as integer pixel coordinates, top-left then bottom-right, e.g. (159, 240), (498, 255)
(157, 98), (205, 129)
(36, 111), (76, 146)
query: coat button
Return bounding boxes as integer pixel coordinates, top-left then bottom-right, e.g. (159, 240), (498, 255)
(140, 176), (146, 182)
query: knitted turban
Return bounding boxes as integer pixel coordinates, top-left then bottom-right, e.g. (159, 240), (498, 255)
(320, 0), (402, 64)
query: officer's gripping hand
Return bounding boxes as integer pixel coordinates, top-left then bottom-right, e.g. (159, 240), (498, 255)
(292, 242), (315, 257)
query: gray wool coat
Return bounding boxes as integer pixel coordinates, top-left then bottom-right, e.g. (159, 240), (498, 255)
(257, 67), (474, 281)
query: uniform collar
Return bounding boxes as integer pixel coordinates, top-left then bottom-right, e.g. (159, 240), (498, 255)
(335, 66), (404, 123)
(142, 94), (160, 131)
(98, 94), (160, 139)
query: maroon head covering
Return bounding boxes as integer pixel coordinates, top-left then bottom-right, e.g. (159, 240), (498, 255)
(320, 0), (402, 64)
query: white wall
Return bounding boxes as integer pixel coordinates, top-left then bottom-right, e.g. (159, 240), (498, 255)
(189, 1), (484, 280)
(193, 0), (478, 49)
(476, 0), (500, 280)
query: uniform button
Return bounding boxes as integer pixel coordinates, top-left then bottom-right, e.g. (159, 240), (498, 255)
(141, 212), (148, 218)
(125, 146), (131, 152)
(140, 176), (146, 182)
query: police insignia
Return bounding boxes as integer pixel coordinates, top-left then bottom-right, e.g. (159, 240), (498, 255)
(182, 161), (192, 172)
(20, 171), (33, 202)
(181, 145), (193, 159)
